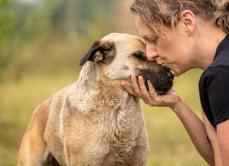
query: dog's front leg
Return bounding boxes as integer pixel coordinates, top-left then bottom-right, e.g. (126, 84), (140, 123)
(18, 132), (48, 166)
(18, 104), (50, 166)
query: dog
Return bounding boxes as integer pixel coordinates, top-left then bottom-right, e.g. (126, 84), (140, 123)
(17, 33), (174, 166)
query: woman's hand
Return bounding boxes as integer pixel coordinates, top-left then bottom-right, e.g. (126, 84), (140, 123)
(121, 75), (181, 109)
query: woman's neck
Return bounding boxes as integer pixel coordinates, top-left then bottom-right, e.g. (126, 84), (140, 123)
(194, 24), (226, 70)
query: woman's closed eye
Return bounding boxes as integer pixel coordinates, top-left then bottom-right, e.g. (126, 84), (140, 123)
(149, 37), (159, 44)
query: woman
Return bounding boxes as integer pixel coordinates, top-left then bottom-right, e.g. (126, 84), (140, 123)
(121, 0), (229, 165)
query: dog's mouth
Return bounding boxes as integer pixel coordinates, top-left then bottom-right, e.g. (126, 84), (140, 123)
(139, 66), (174, 95)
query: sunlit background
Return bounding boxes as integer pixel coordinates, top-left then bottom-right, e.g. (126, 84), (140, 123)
(0, 0), (206, 165)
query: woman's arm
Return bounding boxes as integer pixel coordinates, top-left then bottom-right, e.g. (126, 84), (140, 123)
(203, 113), (223, 166)
(217, 120), (229, 166)
(121, 76), (215, 165)
(170, 100), (215, 165)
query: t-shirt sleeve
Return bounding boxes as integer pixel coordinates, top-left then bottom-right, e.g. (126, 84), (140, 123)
(208, 66), (229, 126)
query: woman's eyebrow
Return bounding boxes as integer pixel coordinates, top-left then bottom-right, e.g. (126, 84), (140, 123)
(142, 35), (150, 42)
(142, 35), (157, 42)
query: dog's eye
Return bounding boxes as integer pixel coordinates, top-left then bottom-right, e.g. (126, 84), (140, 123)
(132, 51), (146, 61)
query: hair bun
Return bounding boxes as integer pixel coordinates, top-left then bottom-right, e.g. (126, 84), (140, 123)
(216, 1), (229, 34)
(219, 1), (229, 12)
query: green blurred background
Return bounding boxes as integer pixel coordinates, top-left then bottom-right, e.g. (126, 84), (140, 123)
(0, 0), (207, 165)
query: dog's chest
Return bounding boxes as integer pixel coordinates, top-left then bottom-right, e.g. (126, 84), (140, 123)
(107, 105), (141, 162)
(87, 99), (142, 163)
(65, 87), (143, 163)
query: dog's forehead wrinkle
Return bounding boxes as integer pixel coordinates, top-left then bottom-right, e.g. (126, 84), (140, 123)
(102, 33), (140, 41)
(102, 33), (144, 48)
(115, 40), (144, 56)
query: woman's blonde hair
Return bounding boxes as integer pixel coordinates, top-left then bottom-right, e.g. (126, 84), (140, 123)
(131, 0), (229, 34)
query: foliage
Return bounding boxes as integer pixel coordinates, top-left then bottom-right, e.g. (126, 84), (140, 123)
(0, 0), (14, 71)
(0, 0), (13, 42)
(0, 0), (115, 81)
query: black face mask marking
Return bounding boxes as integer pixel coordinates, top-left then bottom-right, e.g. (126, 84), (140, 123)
(139, 67), (174, 95)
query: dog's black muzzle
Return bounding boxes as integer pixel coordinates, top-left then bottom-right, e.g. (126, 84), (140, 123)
(139, 67), (174, 95)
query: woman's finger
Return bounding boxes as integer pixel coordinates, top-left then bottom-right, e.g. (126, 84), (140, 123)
(130, 75), (141, 96)
(121, 81), (136, 96)
(138, 76), (152, 102)
(147, 80), (162, 104)
(147, 80), (157, 97)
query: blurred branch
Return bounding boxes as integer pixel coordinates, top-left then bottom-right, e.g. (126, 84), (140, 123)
(0, 0), (14, 73)
(57, 0), (77, 39)
(0, 0), (14, 42)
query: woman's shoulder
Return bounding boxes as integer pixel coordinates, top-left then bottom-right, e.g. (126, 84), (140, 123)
(200, 65), (229, 85)
(212, 36), (229, 67)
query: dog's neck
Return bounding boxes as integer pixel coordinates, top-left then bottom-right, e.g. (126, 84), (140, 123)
(68, 62), (139, 113)
(77, 62), (125, 93)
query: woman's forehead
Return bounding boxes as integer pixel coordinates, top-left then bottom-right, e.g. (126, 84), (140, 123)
(135, 15), (167, 37)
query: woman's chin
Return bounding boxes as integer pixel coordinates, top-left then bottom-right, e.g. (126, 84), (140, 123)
(170, 69), (181, 77)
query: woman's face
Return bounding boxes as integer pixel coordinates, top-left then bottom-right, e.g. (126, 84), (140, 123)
(135, 16), (194, 76)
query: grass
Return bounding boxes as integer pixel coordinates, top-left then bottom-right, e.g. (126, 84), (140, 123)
(0, 69), (208, 166)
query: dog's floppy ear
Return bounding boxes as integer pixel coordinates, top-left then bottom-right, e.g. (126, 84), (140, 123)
(80, 40), (115, 66)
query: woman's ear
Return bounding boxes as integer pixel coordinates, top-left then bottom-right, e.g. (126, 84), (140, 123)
(180, 10), (196, 36)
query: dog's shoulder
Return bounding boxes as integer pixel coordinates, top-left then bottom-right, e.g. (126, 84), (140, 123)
(30, 83), (75, 121)
(46, 83), (76, 109)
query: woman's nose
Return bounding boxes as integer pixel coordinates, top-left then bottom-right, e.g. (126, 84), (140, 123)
(146, 44), (158, 61)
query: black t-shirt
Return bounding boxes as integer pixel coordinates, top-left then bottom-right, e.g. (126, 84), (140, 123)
(199, 35), (229, 127)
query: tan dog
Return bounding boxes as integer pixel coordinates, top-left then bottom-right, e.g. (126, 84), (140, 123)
(18, 33), (173, 166)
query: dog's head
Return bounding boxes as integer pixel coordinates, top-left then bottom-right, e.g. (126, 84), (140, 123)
(80, 33), (174, 95)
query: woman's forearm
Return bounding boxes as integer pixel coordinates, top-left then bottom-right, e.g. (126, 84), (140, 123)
(203, 114), (223, 166)
(172, 101), (215, 165)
